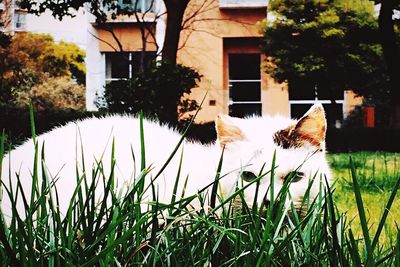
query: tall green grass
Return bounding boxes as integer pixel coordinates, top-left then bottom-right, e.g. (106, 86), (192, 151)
(0, 116), (399, 266)
(329, 152), (400, 254)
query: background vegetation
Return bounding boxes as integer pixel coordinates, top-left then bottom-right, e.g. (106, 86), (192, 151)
(264, 0), (395, 126)
(0, 32), (85, 111)
(97, 61), (201, 125)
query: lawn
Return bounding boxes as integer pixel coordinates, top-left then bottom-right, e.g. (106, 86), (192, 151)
(328, 152), (400, 248)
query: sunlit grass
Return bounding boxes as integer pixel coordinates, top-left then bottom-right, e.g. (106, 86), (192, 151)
(328, 152), (400, 250)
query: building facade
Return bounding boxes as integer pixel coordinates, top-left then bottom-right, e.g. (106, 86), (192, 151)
(86, 0), (361, 124)
(0, 0), (28, 34)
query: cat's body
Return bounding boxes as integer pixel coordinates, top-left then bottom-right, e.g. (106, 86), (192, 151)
(1, 104), (331, 220)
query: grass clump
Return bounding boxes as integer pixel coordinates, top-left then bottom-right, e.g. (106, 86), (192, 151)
(0, 117), (399, 266)
(329, 152), (400, 252)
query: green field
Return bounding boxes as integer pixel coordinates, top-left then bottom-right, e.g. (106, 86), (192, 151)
(329, 152), (400, 248)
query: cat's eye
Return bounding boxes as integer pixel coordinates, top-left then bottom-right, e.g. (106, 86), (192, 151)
(240, 171), (258, 182)
(284, 171), (305, 183)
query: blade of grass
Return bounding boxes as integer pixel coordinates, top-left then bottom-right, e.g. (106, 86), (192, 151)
(371, 176), (400, 252)
(349, 156), (373, 265)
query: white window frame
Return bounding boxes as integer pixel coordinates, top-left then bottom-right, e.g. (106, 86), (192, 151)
(118, 0), (154, 13)
(289, 91), (345, 128)
(14, 12), (26, 31)
(105, 52), (133, 84)
(228, 79), (262, 107)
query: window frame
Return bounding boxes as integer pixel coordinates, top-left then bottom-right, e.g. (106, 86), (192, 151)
(228, 53), (262, 118)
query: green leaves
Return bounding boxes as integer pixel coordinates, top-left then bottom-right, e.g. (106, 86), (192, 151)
(98, 61), (201, 126)
(265, 0), (386, 98)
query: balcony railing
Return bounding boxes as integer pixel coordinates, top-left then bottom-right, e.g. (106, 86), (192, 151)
(219, 0), (267, 9)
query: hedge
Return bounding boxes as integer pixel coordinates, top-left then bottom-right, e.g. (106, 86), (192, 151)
(1, 107), (399, 152)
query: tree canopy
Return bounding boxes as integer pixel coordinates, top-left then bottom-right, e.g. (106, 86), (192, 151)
(0, 32), (86, 106)
(264, 0), (389, 100)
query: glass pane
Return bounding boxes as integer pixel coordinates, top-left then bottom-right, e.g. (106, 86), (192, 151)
(15, 13), (26, 29)
(106, 52), (130, 79)
(229, 81), (260, 101)
(131, 51), (157, 73)
(119, 0), (154, 12)
(325, 103), (343, 126)
(290, 104), (312, 120)
(229, 104), (261, 118)
(289, 80), (315, 100)
(229, 54), (260, 80)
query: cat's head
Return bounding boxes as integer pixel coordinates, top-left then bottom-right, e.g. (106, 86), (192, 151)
(215, 104), (331, 211)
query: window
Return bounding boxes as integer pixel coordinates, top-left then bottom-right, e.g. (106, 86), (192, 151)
(105, 51), (156, 83)
(14, 11), (26, 31)
(228, 53), (262, 118)
(0, 10), (4, 31)
(118, 0), (154, 13)
(289, 83), (344, 127)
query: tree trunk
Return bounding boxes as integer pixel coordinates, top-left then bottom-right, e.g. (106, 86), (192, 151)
(378, 0), (400, 128)
(162, 0), (190, 64)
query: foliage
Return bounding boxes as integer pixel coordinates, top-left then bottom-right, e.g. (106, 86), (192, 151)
(0, 32), (16, 103)
(16, 77), (86, 111)
(264, 0), (389, 99)
(0, 106), (97, 147)
(97, 61), (201, 125)
(0, 120), (399, 265)
(329, 152), (400, 247)
(9, 33), (86, 84)
(0, 32), (86, 107)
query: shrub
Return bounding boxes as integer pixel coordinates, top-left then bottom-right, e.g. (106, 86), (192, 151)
(16, 77), (86, 111)
(97, 61), (201, 125)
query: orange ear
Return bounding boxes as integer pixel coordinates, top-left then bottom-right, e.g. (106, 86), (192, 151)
(294, 104), (327, 147)
(215, 115), (245, 147)
(274, 104), (327, 149)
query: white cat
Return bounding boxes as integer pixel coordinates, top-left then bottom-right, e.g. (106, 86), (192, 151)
(0, 104), (331, 220)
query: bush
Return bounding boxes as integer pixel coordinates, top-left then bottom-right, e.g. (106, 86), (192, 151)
(0, 106), (96, 146)
(16, 77), (86, 111)
(97, 61), (201, 126)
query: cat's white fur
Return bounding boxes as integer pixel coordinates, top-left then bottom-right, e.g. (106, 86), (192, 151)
(1, 104), (331, 219)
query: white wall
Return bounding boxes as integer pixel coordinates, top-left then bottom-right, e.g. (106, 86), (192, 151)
(26, 9), (87, 48)
(85, 13), (105, 111)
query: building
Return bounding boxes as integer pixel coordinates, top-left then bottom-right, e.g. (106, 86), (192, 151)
(0, 0), (28, 34)
(0, 0), (86, 47)
(86, 0), (362, 124)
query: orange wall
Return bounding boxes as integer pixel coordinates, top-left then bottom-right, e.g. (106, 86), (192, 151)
(97, 23), (157, 52)
(176, 1), (287, 122)
(344, 90), (363, 117)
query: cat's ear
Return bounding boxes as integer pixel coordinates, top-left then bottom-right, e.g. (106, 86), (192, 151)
(295, 103), (327, 147)
(215, 114), (245, 147)
(274, 104), (327, 149)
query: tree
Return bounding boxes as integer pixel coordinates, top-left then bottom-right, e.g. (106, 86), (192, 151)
(10, 33), (85, 83)
(0, 33), (86, 106)
(264, 0), (389, 107)
(374, 0), (400, 127)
